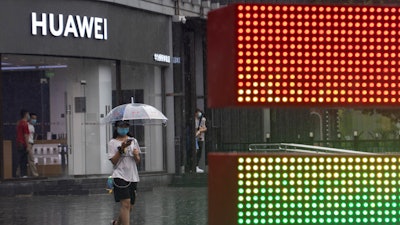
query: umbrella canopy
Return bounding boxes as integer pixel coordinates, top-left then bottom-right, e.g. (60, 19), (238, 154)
(103, 103), (168, 125)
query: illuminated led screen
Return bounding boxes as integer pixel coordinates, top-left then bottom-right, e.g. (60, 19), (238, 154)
(208, 153), (400, 225)
(207, 4), (400, 107)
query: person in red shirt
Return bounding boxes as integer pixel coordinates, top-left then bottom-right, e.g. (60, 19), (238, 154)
(15, 109), (30, 178)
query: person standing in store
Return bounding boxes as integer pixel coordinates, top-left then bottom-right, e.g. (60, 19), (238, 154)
(108, 120), (141, 225)
(15, 109), (30, 178)
(194, 108), (207, 173)
(27, 113), (39, 177)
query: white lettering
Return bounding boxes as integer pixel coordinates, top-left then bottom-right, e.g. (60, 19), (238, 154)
(104, 18), (108, 40)
(172, 57), (181, 64)
(76, 16), (94, 38)
(49, 13), (63, 36)
(94, 17), (103, 40)
(31, 12), (108, 40)
(64, 15), (79, 37)
(31, 12), (47, 35)
(153, 54), (171, 63)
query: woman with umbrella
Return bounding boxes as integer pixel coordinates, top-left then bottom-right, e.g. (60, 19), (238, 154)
(108, 120), (141, 225)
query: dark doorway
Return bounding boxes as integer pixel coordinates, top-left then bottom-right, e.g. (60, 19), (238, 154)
(2, 70), (50, 142)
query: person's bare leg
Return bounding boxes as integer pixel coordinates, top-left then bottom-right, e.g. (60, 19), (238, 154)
(119, 199), (131, 225)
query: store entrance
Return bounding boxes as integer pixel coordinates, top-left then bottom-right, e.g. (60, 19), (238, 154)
(2, 54), (114, 178)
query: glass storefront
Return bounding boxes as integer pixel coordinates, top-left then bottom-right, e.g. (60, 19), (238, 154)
(2, 54), (166, 178)
(117, 62), (165, 172)
(0, 0), (174, 179)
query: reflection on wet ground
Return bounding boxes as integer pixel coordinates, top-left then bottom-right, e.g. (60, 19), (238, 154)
(0, 186), (207, 225)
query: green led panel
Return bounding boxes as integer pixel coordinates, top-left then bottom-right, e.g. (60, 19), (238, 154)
(237, 156), (400, 225)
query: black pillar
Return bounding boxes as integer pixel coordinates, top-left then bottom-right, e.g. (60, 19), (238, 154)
(161, 67), (167, 171)
(0, 54), (3, 179)
(172, 22), (185, 174)
(183, 28), (197, 173)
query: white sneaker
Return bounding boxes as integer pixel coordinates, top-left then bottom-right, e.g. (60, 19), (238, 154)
(196, 166), (204, 173)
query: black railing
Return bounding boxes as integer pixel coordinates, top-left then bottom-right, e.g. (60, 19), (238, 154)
(317, 139), (400, 153)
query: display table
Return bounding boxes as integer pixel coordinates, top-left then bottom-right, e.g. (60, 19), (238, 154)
(2, 140), (12, 179)
(32, 140), (67, 177)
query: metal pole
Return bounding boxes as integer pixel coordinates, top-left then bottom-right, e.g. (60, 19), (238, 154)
(116, 60), (122, 105)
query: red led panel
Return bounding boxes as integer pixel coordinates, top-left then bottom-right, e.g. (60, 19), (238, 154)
(207, 4), (400, 107)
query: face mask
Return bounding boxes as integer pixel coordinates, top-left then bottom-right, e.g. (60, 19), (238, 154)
(197, 112), (202, 118)
(26, 115), (30, 121)
(117, 127), (129, 136)
(30, 119), (37, 125)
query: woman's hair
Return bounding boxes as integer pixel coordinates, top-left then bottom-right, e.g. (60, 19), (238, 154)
(112, 121), (132, 138)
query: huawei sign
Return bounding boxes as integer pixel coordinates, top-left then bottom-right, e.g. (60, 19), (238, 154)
(31, 12), (108, 40)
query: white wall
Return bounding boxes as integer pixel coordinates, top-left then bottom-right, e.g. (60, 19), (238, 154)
(49, 58), (113, 175)
(121, 63), (166, 172)
(145, 66), (163, 171)
(98, 65), (114, 174)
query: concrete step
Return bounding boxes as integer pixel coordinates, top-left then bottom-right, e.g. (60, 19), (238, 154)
(0, 173), (172, 197)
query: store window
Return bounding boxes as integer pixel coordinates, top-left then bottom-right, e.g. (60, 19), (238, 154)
(115, 62), (165, 172)
(2, 54), (165, 178)
(2, 54), (115, 177)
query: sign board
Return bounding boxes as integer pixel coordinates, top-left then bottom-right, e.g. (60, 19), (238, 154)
(209, 153), (400, 225)
(208, 4), (400, 107)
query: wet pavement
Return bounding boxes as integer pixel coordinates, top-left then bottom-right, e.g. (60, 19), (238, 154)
(0, 186), (207, 225)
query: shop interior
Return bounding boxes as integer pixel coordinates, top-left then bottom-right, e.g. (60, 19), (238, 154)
(2, 54), (165, 178)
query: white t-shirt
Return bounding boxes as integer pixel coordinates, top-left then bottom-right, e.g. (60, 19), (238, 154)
(195, 117), (206, 141)
(28, 123), (35, 144)
(108, 138), (141, 182)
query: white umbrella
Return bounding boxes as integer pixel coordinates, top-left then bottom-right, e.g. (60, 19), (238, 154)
(103, 102), (168, 125)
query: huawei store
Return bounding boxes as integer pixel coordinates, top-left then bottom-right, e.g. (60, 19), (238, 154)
(0, 0), (175, 178)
